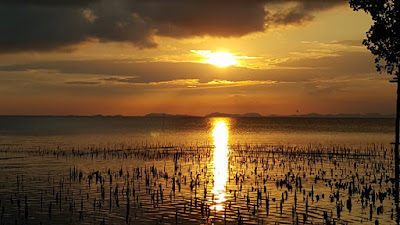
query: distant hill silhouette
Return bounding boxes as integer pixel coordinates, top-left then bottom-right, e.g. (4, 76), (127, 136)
(145, 112), (395, 118)
(285, 113), (395, 118)
(1, 113), (394, 118)
(205, 112), (263, 118)
(144, 113), (198, 117)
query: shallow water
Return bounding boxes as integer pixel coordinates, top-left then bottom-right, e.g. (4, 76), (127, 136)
(0, 116), (397, 224)
(0, 116), (394, 149)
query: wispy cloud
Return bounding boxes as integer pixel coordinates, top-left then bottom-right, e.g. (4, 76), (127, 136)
(65, 81), (101, 85)
(100, 77), (277, 89)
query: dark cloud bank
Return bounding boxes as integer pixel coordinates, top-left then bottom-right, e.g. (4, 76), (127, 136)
(0, 0), (346, 53)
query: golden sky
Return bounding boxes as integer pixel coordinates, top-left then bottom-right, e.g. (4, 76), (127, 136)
(0, 1), (395, 116)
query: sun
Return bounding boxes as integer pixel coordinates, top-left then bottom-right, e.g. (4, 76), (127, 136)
(190, 50), (239, 68)
(204, 52), (237, 67)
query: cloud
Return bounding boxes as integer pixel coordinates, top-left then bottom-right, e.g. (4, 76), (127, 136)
(0, 50), (379, 85)
(65, 81), (101, 85)
(137, 1), (266, 38)
(101, 77), (138, 83)
(0, 0), (347, 53)
(276, 50), (377, 75)
(1, 0), (97, 6)
(265, 0), (346, 26)
(0, 60), (314, 83)
(99, 77), (276, 89)
(0, 47), (394, 115)
(0, 0), (156, 53)
(330, 40), (364, 47)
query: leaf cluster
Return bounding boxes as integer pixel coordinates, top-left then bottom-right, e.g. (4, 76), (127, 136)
(350, 0), (400, 75)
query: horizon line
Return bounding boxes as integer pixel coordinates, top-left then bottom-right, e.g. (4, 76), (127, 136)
(0, 112), (395, 118)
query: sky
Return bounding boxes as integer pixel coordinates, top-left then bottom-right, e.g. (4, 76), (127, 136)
(0, 0), (396, 116)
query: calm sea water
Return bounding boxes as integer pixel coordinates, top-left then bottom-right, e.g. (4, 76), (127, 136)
(0, 116), (397, 225)
(0, 116), (395, 149)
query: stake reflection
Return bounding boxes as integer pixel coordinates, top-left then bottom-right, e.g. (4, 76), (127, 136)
(211, 118), (230, 211)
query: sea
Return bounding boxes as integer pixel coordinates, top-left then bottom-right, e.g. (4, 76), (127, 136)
(0, 116), (397, 225)
(0, 116), (395, 149)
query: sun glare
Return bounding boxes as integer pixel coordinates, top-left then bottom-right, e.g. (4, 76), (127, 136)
(191, 50), (238, 67)
(210, 118), (230, 211)
(205, 52), (237, 67)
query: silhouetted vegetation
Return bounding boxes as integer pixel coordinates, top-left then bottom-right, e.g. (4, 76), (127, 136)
(350, 0), (400, 75)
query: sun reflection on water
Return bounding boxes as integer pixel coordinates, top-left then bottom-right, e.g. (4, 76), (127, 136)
(211, 118), (230, 211)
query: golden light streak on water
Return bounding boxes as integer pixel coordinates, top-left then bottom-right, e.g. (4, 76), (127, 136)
(211, 118), (230, 211)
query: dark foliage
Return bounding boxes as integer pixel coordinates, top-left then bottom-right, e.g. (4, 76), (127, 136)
(350, 0), (400, 75)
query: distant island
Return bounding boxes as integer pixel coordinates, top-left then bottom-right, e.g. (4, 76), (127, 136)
(205, 112), (264, 117)
(144, 112), (395, 118)
(144, 113), (198, 117)
(144, 112), (263, 118)
(0, 113), (395, 118)
(269, 113), (395, 118)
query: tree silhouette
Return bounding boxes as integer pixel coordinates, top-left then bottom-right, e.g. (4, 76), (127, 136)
(350, 0), (400, 223)
(350, 0), (400, 75)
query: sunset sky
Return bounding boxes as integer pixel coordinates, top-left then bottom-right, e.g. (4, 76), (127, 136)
(0, 0), (395, 116)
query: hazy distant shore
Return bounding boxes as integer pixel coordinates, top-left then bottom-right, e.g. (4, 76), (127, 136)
(0, 112), (395, 118)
